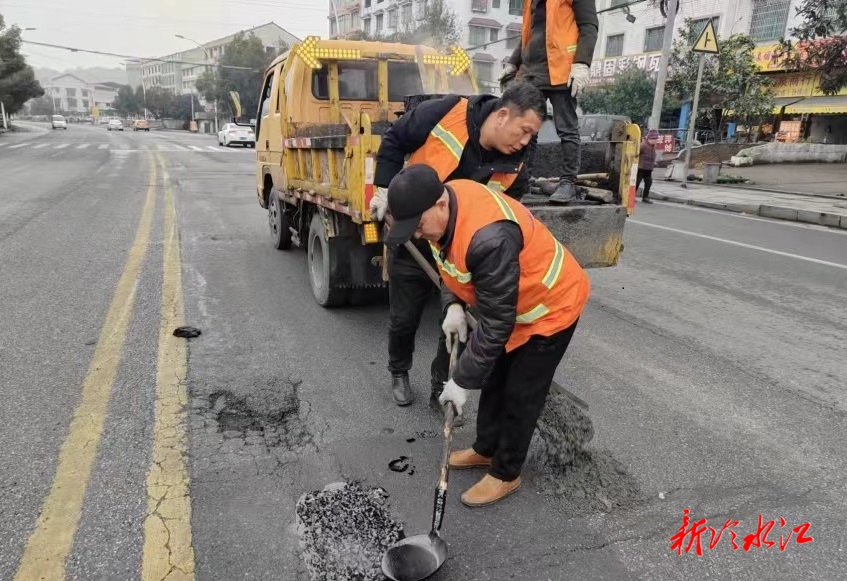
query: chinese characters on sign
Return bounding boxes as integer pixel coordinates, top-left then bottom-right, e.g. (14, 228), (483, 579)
(670, 509), (814, 556)
(588, 51), (662, 85)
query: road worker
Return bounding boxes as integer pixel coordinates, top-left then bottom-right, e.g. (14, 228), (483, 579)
(370, 81), (546, 408)
(384, 163), (590, 506)
(500, 0), (599, 204)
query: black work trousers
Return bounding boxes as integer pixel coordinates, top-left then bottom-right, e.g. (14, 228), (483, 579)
(387, 245), (451, 390)
(473, 319), (579, 482)
(636, 168), (654, 200)
(544, 89), (581, 184)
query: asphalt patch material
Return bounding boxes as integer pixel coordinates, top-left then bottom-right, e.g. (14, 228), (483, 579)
(296, 482), (404, 581)
(527, 393), (642, 513)
(173, 325), (202, 338)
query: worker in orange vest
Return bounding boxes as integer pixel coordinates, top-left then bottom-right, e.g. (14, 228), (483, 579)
(370, 82), (547, 409)
(385, 164), (590, 506)
(501, 0), (599, 204)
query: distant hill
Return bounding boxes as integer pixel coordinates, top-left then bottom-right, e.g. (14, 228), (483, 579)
(35, 66), (128, 86)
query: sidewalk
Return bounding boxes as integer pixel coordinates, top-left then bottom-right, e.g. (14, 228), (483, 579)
(650, 180), (847, 230)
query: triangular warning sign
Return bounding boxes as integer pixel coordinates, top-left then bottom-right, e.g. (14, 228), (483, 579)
(692, 20), (719, 54)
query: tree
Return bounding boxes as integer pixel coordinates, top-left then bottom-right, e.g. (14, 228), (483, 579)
(171, 93), (202, 122)
(113, 84), (143, 116)
(580, 67), (679, 125)
(145, 86), (176, 119)
(0, 14), (44, 115)
(667, 19), (774, 139)
(384, 0), (461, 49)
(196, 32), (282, 121)
(29, 94), (54, 116)
(776, 0), (847, 95)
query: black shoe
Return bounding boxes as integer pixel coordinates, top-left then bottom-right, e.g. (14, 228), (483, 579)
(392, 373), (414, 406)
(549, 182), (578, 205)
(641, 198), (653, 204)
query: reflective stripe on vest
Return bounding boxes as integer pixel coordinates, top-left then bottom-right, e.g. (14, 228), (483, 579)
(516, 304), (550, 324)
(431, 123), (464, 162)
(430, 244), (472, 283)
(542, 240), (565, 289)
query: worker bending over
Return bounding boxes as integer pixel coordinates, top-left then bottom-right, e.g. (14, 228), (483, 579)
(370, 82), (546, 408)
(385, 164), (590, 506)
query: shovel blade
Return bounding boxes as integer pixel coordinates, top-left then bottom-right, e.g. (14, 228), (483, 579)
(381, 532), (447, 581)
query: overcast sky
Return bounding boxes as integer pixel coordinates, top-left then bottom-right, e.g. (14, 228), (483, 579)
(3, 0), (329, 70)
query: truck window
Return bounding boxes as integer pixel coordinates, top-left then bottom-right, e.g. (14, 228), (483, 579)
(387, 61), (423, 101)
(259, 72), (275, 118)
(312, 62), (378, 101)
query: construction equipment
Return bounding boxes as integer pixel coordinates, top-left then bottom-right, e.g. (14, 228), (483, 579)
(382, 347), (458, 581)
(231, 36), (640, 308)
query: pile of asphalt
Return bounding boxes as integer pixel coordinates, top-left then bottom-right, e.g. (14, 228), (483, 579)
(528, 392), (642, 514)
(528, 391), (595, 470)
(296, 482), (404, 581)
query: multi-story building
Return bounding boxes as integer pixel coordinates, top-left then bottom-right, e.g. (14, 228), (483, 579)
(42, 74), (118, 116)
(140, 22), (299, 96)
(329, 0), (525, 93)
(594, 0), (846, 141)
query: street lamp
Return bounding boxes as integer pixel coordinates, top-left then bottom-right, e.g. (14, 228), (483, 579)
(175, 34), (214, 132)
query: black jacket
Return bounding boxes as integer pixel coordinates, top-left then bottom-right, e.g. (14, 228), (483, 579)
(374, 94), (529, 199)
(508, 0), (599, 90)
(438, 187), (523, 389)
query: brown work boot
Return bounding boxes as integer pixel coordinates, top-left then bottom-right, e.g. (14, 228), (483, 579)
(448, 448), (492, 469)
(461, 474), (522, 507)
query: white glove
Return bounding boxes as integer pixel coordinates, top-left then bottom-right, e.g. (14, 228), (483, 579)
(498, 63), (518, 83)
(370, 186), (388, 221)
(568, 63), (590, 99)
(442, 303), (468, 353)
(439, 379), (469, 416)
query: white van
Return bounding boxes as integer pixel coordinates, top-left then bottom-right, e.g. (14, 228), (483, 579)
(51, 115), (68, 130)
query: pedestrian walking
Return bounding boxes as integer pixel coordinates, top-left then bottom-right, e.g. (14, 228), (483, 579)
(637, 129), (660, 204)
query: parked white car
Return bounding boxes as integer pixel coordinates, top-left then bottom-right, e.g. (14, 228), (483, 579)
(218, 123), (255, 148)
(51, 115), (68, 130)
(107, 119), (124, 131)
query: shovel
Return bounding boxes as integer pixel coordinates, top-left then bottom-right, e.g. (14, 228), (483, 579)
(381, 345), (459, 581)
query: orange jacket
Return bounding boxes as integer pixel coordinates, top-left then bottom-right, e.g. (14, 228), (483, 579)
(407, 98), (522, 193)
(431, 180), (590, 352)
(521, 0), (580, 86)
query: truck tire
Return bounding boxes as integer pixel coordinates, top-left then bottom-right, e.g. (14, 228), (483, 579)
(268, 190), (293, 250)
(307, 213), (349, 308)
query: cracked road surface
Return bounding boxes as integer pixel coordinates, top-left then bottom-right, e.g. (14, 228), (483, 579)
(1, 124), (845, 580)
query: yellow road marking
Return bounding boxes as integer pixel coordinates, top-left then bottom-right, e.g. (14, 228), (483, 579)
(141, 153), (195, 581)
(14, 157), (158, 581)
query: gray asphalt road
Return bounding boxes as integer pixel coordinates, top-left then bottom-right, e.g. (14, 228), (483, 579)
(1, 125), (844, 580)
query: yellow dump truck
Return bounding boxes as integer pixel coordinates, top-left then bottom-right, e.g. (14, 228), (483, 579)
(238, 36), (639, 307)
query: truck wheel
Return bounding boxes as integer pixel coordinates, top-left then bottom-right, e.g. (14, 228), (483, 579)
(268, 191), (293, 250)
(307, 213), (349, 308)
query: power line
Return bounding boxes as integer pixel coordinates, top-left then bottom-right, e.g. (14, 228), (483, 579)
(21, 40), (258, 70)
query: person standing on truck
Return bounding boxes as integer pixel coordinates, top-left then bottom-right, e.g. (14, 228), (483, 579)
(637, 129), (660, 204)
(500, 0), (599, 205)
(369, 81), (547, 408)
(384, 164), (590, 506)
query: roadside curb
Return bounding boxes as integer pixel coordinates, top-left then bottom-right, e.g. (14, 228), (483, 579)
(650, 192), (847, 230)
(684, 181), (847, 201)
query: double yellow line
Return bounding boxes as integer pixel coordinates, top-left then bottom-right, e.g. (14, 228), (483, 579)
(14, 153), (195, 581)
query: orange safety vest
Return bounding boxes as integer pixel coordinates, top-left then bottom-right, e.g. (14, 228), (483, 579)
(522, 0), (580, 87)
(431, 180), (590, 352)
(407, 98), (522, 193)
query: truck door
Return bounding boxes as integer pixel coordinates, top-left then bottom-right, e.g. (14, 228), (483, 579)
(255, 68), (278, 167)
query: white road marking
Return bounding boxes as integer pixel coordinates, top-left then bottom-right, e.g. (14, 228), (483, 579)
(99, 144), (109, 150)
(8, 142), (30, 149)
(188, 145), (204, 151)
(629, 219), (847, 271)
(32, 143), (50, 149)
(205, 146), (220, 151)
(55, 143), (70, 149)
(76, 143), (91, 149)
(653, 200), (847, 236)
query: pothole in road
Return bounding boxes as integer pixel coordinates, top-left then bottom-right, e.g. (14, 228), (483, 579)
(206, 375), (312, 449)
(296, 481), (404, 581)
